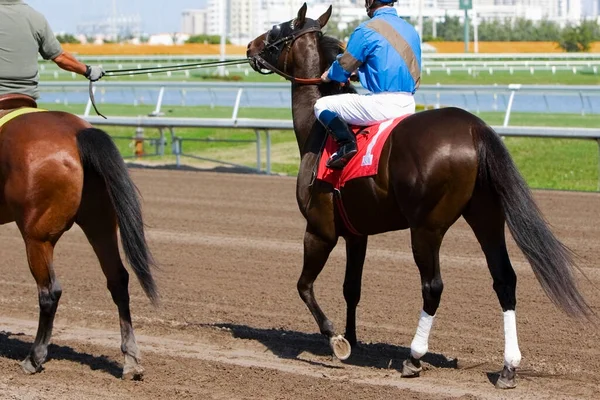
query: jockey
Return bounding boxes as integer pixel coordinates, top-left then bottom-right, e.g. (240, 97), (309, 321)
(315, 0), (421, 169)
(0, 0), (105, 102)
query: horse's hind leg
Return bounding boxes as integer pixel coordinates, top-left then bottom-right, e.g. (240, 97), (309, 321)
(401, 227), (445, 378)
(463, 188), (520, 389)
(76, 179), (143, 380)
(297, 226), (351, 360)
(21, 239), (62, 374)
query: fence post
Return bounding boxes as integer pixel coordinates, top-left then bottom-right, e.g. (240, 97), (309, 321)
(232, 88), (244, 120)
(266, 130), (271, 175)
(503, 84), (521, 127)
(159, 128), (166, 156)
(151, 87), (165, 116)
(255, 129), (262, 173)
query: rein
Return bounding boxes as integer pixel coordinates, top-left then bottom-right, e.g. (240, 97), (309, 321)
(88, 58), (250, 119)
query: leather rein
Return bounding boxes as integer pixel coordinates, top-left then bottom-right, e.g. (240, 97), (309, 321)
(252, 24), (323, 86)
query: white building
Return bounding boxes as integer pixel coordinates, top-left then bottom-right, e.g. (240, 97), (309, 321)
(181, 9), (207, 35)
(581, 0), (600, 17)
(184, 0), (306, 45)
(394, 0), (583, 23)
(183, 0), (591, 47)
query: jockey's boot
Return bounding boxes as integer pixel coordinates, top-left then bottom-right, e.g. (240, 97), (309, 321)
(324, 115), (357, 170)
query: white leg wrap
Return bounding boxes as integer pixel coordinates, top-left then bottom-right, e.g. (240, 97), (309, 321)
(410, 310), (435, 359)
(503, 310), (522, 369)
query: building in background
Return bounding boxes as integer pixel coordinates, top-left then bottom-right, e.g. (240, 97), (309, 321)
(582, 0), (600, 17)
(394, 0), (583, 23)
(181, 0), (595, 46)
(181, 9), (207, 35)
(77, 14), (142, 41)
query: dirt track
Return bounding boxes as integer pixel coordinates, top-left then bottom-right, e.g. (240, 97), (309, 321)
(0, 169), (599, 400)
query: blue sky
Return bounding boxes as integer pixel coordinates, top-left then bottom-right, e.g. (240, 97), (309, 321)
(25, 0), (207, 34)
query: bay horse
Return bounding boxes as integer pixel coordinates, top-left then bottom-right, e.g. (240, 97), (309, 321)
(0, 94), (158, 379)
(247, 4), (591, 389)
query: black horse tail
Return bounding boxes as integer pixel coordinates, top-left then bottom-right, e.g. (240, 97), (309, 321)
(76, 128), (159, 305)
(474, 123), (591, 318)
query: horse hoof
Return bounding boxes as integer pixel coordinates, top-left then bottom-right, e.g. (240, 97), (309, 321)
(20, 358), (42, 375)
(122, 364), (145, 381)
(401, 358), (422, 378)
(495, 366), (517, 389)
(330, 335), (351, 361)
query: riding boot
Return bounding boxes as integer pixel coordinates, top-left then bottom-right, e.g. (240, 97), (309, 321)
(321, 114), (357, 170)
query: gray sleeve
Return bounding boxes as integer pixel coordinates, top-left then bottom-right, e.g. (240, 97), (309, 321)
(36, 13), (63, 60)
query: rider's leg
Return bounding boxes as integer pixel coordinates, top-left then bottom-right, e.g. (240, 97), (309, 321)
(314, 92), (415, 126)
(315, 109), (357, 169)
(314, 92), (415, 169)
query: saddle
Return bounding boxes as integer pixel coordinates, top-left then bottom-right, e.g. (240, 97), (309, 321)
(0, 94), (44, 129)
(0, 94), (38, 111)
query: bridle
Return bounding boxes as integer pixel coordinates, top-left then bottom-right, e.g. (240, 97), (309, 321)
(252, 20), (323, 85)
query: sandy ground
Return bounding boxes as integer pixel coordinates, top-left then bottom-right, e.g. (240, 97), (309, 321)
(0, 169), (599, 400)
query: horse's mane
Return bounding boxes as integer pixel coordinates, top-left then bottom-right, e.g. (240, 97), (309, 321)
(319, 35), (357, 96)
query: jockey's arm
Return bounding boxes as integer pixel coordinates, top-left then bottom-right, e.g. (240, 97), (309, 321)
(52, 51), (105, 82)
(326, 26), (368, 83)
(52, 51), (87, 75)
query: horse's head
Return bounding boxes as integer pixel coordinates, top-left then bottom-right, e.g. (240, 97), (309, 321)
(247, 3), (333, 80)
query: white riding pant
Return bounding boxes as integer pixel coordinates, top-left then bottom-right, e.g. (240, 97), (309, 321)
(314, 92), (415, 126)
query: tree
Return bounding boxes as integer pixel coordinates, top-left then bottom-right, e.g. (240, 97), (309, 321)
(186, 35), (230, 45)
(536, 19), (561, 41)
(558, 24), (594, 52)
(55, 33), (80, 44)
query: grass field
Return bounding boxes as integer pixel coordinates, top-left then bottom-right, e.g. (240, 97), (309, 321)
(39, 65), (600, 85)
(39, 103), (599, 192)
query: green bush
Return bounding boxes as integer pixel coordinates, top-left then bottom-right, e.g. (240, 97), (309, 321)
(557, 22), (595, 52)
(56, 33), (80, 44)
(186, 35), (231, 45)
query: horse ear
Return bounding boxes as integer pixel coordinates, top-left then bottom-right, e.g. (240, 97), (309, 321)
(317, 5), (333, 28)
(296, 3), (307, 26)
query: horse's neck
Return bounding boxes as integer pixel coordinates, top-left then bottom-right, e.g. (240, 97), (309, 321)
(291, 84), (324, 157)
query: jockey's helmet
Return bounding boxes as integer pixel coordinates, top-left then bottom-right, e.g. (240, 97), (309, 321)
(365, 0), (396, 17)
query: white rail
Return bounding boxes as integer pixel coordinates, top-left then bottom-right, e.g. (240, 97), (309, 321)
(80, 115), (600, 190)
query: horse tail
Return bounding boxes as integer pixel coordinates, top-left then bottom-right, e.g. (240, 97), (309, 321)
(474, 123), (591, 318)
(76, 128), (159, 305)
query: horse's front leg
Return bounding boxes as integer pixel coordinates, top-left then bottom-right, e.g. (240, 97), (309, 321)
(297, 226), (351, 360)
(343, 235), (368, 348)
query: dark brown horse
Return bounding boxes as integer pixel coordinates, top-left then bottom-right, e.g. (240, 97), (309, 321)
(247, 4), (590, 389)
(0, 95), (158, 379)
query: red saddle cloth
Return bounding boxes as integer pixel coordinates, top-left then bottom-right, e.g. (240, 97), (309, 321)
(317, 115), (410, 189)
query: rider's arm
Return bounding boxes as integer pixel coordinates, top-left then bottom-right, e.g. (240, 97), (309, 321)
(327, 26), (369, 83)
(52, 51), (87, 75)
(36, 13), (104, 81)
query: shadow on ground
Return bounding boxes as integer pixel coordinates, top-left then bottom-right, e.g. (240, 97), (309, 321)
(194, 322), (458, 372)
(0, 330), (122, 378)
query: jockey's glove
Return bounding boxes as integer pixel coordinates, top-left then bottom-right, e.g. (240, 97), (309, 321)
(85, 65), (106, 82)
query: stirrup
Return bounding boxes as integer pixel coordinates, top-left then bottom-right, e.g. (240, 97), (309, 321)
(326, 148), (357, 170)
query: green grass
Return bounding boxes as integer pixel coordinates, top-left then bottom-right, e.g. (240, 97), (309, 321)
(39, 103), (599, 192)
(39, 62), (600, 85)
(421, 69), (600, 85)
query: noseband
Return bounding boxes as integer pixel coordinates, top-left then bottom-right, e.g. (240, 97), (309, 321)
(253, 21), (323, 85)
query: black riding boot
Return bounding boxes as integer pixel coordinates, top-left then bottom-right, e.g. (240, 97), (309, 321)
(322, 115), (357, 170)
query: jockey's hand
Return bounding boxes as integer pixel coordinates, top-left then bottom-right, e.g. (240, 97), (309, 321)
(349, 72), (359, 82)
(85, 65), (105, 82)
(321, 69), (331, 83)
